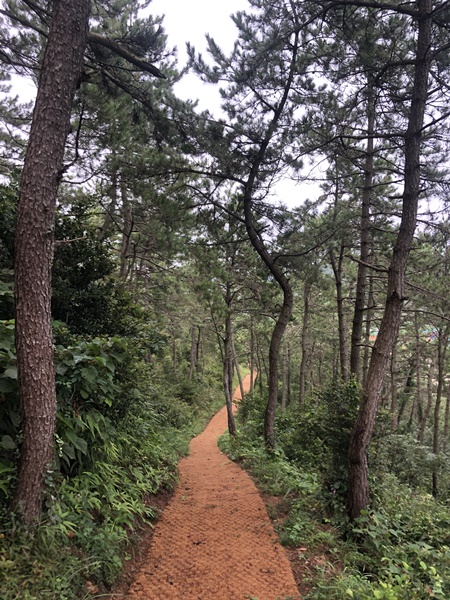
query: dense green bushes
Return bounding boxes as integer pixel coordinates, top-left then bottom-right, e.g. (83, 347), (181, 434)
(221, 381), (450, 599)
(0, 317), (223, 599)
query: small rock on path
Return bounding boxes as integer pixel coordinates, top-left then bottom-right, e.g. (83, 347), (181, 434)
(126, 373), (300, 600)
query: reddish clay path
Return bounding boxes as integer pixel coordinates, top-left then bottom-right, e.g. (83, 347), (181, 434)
(126, 373), (300, 600)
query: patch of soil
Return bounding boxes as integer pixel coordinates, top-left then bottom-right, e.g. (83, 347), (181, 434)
(119, 374), (300, 600)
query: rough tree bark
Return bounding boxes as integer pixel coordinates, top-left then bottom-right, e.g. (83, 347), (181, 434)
(347, 0), (433, 519)
(13, 0), (91, 523)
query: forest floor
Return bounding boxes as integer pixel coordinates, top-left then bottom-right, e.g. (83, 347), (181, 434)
(116, 373), (301, 600)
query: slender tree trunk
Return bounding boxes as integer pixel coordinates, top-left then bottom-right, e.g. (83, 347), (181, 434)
(232, 333), (245, 401)
(350, 78), (375, 380)
(299, 281), (311, 406)
(432, 328), (448, 497)
(390, 335), (399, 432)
(249, 318), (255, 393)
(13, 0), (91, 523)
(224, 287), (237, 435)
(410, 313), (423, 427)
(347, 1), (433, 519)
(418, 357), (436, 443)
(443, 384), (450, 453)
(98, 167), (118, 240)
(189, 325), (196, 381)
(119, 180), (133, 281)
(287, 343), (291, 406)
(329, 244), (349, 382)
(241, 29), (299, 448)
(362, 276), (374, 386)
(281, 344), (287, 411)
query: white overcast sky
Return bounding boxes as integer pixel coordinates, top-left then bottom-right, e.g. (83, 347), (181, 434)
(147, 0), (247, 113)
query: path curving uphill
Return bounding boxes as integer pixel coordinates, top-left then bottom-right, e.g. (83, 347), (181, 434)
(126, 373), (300, 600)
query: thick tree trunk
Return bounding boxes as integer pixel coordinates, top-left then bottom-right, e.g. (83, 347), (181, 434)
(347, 0), (432, 519)
(350, 80), (375, 379)
(13, 0), (91, 523)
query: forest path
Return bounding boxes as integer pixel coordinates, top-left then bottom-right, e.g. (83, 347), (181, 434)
(125, 373), (300, 600)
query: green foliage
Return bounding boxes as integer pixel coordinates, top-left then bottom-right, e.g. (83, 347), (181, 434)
(0, 310), (223, 598)
(53, 197), (141, 336)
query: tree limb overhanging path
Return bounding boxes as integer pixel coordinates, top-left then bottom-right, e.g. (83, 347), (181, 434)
(126, 373), (300, 600)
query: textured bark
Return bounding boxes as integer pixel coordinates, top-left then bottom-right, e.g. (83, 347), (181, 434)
(348, 0), (433, 519)
(13, 0), (91, 523)
(350, 80), (375, 379)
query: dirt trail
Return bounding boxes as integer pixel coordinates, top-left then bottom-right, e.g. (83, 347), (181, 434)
(126, 373), (300, 600)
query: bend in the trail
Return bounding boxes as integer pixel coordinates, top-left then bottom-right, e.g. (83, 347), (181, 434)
(126, 372), (300, 600)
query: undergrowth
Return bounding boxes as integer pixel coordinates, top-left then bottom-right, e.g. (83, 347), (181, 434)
(220, 381), (450, 600)
(0, 322), (223, 599)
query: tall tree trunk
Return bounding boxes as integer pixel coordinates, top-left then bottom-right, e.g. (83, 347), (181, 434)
(390, 334), (399, 432)
(410, 313), (423, 427)
(189, 325), (197, 381)
(347, 0), (433, 519)
(418, 356), (436, 443)
(350, 79), (375, 379)
(299, 281), (311, 406)
(287, 343), (292, 406)
(362, 276), (374, 386)
(119, 180), (133, 281)
(281, 343), (287, 411)
(13, 0), (91, 523)
(249, 318), (255, 393)
(98, 167), (118, 240)
(224, 284), (237, 435)
(232, 332), (245, 401)
(443, 384), (450, 453)
(432, 328), (448, 497)
(241, 29), (299, 448)
(329, 244), (349, 382)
